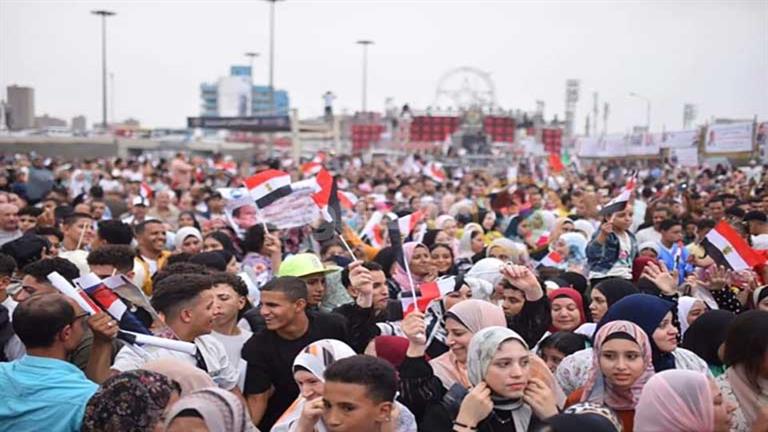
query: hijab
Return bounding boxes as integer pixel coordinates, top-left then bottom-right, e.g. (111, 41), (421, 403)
(596, 294), (676, 372)
(165, 387), (257, 432)
(458, 226), (482, 259)
(581, 320), (655, 411)
(558, 232), (587, 263)
(466, 257), (505, 287)
(374, 336), (411, 369)
(273, 339), (357, 432)
(142, 358), (215, 395)
(548, 288), (586, 332)
(173, 226), (203, 250)
(392, 242), (428, 292)
(431, 300), (507, 389)
(592, 278), (639, 307)
(467, 326), (533, 430)
(635, 370), (714, 432)
(543, 412), (620, 432)
(631, 256), (658, 283)
(82, 370), (180, 432)
(753, 284), (768, 308)
(681, 309), (735, 369)
(486, 238), (528, 264)
(676, 296), (703, 336)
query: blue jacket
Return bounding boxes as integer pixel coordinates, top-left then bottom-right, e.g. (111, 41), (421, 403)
(586, 231), (638, 273)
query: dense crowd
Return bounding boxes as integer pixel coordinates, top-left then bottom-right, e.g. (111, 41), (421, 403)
(0, 151), (766, 432)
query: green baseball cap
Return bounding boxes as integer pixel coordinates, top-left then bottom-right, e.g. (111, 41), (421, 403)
(277, 253), (339, 278)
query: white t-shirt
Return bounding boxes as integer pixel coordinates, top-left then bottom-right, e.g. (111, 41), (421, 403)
(111, 334), (238, 390)
(211, 330), (252, 391)
(635, 226), (661, 245)
(605, 231), (632, 279)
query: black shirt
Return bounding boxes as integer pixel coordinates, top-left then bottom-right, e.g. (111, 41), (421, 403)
(241, 311), (348, 431)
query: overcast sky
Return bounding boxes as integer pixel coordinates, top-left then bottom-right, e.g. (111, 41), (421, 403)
(1, 0), (766, 132)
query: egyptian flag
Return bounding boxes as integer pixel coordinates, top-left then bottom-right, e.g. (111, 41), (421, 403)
(398, 211), (424, 238)
(701, 221), (766, 271)
(300, 161), (323, 178)
(360, 211), (385, 248)
(600, 173), (637, 216)
(538, 250), (564, 268)
(312, 169), (343, 233)
(78, 274), (152, 335)
(140, 182), (153, 199)
(423, 162), (447, 183)
(337, 190), (358, 210)
(244, 169), (292, 208)
(401, 278), (456, 316)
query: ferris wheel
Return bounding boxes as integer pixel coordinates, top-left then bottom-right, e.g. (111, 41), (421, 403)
(434, 66), (497, 110)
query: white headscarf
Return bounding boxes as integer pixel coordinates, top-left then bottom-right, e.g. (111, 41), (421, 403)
(676, 296), (703, 336)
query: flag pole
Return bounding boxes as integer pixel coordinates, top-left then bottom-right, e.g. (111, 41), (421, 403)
(401, 246), (420, 313)
(75, 222), (88, 251)
(336, 232), (357, 259)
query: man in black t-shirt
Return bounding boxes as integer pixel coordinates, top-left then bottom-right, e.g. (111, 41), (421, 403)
(242, 276), (348, 430)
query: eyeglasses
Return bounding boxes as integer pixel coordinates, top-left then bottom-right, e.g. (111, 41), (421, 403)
(70, 313), (89, 325)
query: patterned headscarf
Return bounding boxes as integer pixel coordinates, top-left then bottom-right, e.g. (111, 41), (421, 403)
(580, 320), (655, 411)
(82, 370), (180, 432)
(165, 387), (258, 432)
(292, 339), (356, 381)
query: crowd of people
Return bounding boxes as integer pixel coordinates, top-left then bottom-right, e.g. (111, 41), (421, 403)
(0, 150), (766, 432)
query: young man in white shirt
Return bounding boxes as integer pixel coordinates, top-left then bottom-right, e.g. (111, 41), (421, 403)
(111, 273), (241, 394)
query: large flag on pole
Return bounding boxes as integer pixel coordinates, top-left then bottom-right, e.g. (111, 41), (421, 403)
(701, 221), (766, 271)
(600, 172), (637, 216)
(244, 169), (293, 208)
(423, 161), (447, 183)
(311, 169), (343, 233)
(397, 211), (424, 238)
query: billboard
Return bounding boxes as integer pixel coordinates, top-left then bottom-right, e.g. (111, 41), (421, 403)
(187, 115), (291, 132)
(217, 76), (252, 117)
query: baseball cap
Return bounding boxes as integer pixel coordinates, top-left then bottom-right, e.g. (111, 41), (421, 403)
(132, 196), (149, 207)
(277, 253), (339, 278)
(744, 211), (767, 223)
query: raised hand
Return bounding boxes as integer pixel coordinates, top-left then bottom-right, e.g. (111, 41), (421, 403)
(523, 377), (558, 420)
(697, 265), (730, 292)
(641, 260), (678, 295)
(501, 263), (543, 301)
(456, 382), (494, 428)
(402, 311), (427, 357)
(87, 312), (119, 343)
(348, 261), (374, 307)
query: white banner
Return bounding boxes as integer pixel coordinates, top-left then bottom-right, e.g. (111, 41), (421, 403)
(671, 147), (699, 167)
(705, 122), (754, 154)
(661, 129), (698, 148)
(258, 188), (320, 229)
(626, 133), (661, 156)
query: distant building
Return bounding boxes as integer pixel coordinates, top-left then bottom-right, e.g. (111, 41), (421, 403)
(7, 85), (34, 130)
(72, 115), (87, 132)
(200, 65), (289, 117)
(34, 114), (67, 129)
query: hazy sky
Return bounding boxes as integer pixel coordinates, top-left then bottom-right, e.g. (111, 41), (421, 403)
(1, 0), (766, 132)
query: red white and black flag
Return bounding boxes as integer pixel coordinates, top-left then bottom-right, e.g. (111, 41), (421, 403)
(244, 169), (293, 208)
(600, 172), (637, 216)
(311, 169), (343, 233)
(701, 221), (766, 271)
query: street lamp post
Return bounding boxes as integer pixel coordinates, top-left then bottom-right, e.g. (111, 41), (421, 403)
(629, 92), (651, 132)
(91, 10), (116, 130)
(356, 40), (374, 113)
(265, 0), (284, 117)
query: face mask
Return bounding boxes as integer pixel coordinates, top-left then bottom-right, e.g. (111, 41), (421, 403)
(330, 255), (353, 268)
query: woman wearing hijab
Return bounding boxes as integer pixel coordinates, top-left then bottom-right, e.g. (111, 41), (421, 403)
(374, 246), (403, 299)
(478, 208), (503, 244)
(676, 296), (706, 336)
(588, 278), (639, 323)
(635, 369), (736, 432)
(178, 210), (202, 231)
(565, 320), (656, 432)
(203, 230), (238, 256)
(426, 326), (560, 431)
(456, 227), (485, 272)
(681, 310), (736, 377)
(82, 370), (181, 432)
(486, 237), (531, 267)
(391, 242), (435, 294)
(165, 387), (257, 432)
(273, 338), (417, 432)
(174, 226), (203, 255)
(548, 288), (586, 333)
(142, 358), (215, 395)
(715, 310), (768, 432)
(555, 294), (709, 396)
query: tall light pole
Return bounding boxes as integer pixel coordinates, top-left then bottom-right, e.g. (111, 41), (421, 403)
(265, 0), (284, 117)
(356, 40), (374, 113)
(629, 92), (651, 132)
(91, 10), (116, 130)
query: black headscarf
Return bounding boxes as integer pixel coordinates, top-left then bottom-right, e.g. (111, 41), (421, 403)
(681, 309), (735, 367)
(593, 278), (639, 307)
